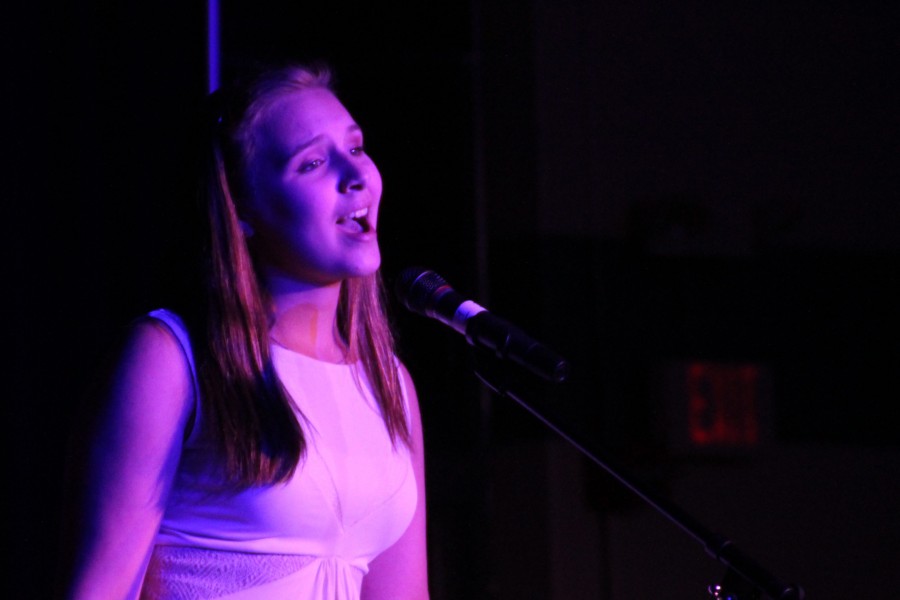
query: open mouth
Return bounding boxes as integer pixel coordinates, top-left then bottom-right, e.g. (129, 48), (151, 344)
(336, 207), (373, 234)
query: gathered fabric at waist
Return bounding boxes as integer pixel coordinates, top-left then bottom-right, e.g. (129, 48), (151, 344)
(140, 545), (368, 600)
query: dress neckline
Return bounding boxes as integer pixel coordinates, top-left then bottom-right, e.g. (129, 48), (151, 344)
(270, 340), (353, 368)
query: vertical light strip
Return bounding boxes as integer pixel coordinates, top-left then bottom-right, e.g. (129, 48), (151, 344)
(207, 0), (220, 92)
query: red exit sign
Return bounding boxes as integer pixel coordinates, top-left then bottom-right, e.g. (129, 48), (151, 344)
(660, 361), (772, 452)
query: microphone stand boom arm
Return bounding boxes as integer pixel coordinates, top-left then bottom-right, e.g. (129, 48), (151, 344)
(472, 353), (805, 600)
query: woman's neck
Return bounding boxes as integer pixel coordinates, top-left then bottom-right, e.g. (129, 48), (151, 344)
(262, 268), (346, 363)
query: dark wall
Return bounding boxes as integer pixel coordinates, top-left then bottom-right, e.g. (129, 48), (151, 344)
(480, 2), (900, 598)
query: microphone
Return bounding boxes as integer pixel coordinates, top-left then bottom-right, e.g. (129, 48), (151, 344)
(395, 267), (570, 383)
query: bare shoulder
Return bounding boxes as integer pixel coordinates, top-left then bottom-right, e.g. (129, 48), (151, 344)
(116, 317), (193, 397)
(396, 360), (423, 430)
(397, 360), (417, 394)
(98, 317), (196, 447)
(122, 316), (192, 377)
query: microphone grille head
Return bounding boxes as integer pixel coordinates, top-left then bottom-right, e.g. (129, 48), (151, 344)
(395, 267), (447, 314)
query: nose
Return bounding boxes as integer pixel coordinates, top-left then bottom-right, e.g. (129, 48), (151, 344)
(338, 155), (367, 194)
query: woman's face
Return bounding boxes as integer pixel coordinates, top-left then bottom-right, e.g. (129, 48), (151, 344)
(242, 87), (383, 286)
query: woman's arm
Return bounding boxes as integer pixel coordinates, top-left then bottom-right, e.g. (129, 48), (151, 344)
(61, 319), (194, 600)
(360, 363), (430, 600)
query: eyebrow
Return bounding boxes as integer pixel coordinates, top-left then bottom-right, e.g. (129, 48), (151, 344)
(287, 134), (326, 160)
(287, 124), (363, 159)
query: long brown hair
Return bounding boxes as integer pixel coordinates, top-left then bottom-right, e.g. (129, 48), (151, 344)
(198, 64), (409, 487)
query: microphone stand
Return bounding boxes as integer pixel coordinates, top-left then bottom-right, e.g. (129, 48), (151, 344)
(470, 349), (805, 600)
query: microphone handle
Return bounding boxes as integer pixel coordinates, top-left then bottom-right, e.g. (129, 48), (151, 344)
(465, 312), (570, 383)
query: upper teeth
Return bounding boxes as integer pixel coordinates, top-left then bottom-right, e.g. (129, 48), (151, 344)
(346, 207), (368, 220)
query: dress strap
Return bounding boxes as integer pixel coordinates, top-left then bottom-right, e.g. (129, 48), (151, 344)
(146, 309), (201, 441)
(394, 357), (413, 430)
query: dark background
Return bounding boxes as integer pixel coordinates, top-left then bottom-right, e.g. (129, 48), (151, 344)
(6, 1), (899, 598)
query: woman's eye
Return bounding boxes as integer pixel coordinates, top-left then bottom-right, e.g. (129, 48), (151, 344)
(349, 146), (365, 156)
(299, 159), (324, 173)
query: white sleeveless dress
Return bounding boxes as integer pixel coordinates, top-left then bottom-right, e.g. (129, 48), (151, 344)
(139, 310), (417, 600)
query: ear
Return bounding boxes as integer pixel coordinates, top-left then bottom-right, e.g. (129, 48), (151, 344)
(239, 219), (255, 237)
